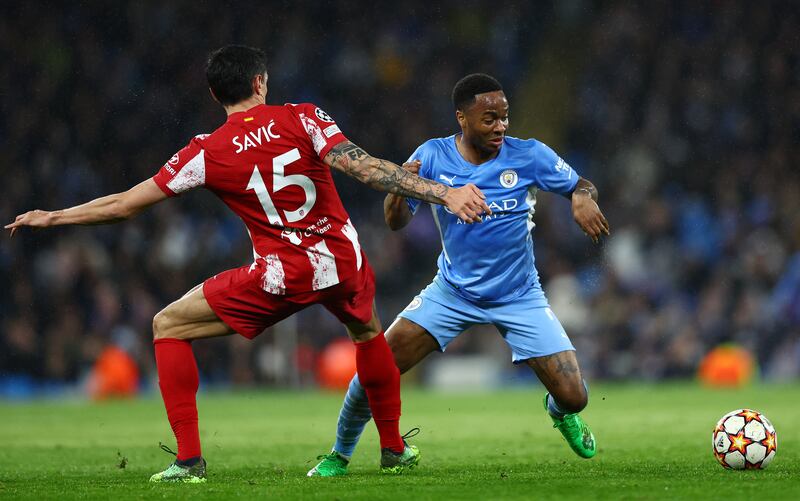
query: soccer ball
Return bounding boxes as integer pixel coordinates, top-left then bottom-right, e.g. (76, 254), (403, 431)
(712, 409), (777, 469)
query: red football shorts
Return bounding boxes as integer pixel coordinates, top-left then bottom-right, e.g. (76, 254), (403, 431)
(202, 260), (376, 339)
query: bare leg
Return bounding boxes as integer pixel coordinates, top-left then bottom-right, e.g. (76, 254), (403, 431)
(151, 284), (234, 465)
(344, 310), (439, 371)
(525, 350), (596, 458)
(342, 303), (383, 342)
(525, 350), (587, 414)
(385, 317), (440, 373)
(153, 283), (235, 341)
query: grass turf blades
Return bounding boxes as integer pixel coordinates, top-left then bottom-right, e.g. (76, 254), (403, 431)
(0, 383), (798, 500)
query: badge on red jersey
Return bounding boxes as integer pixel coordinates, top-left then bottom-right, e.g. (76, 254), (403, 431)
(314, 107), (334, 123)
(151, 103), (361, 295)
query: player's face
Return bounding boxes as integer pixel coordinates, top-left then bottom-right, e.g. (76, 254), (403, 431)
(458, 91), (509, 155)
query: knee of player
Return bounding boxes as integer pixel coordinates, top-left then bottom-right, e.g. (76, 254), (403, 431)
(385, 340), (415, 375)
(389, 348), (415, 375)
(152, 309), (173, 340)
(559, 388), (588, 414)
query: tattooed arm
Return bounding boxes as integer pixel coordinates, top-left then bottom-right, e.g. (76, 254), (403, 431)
(324, 141), (491, 223)
(383, 160), (421, 231)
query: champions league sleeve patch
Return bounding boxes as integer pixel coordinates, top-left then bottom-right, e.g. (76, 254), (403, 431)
(314, 107), (334, 123)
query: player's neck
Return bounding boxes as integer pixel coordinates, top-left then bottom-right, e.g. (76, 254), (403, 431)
(224, 95), (266, 116)
(456, 134), (498, 165)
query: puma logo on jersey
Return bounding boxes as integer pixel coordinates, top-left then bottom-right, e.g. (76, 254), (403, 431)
(439, 174), (456, 186)
(232, 120), (281, 153)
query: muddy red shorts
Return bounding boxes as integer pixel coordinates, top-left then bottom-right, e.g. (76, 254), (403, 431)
(203, 261), (376, 339)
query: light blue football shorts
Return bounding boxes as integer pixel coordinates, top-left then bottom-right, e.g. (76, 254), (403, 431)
(396, 277), (574, 363)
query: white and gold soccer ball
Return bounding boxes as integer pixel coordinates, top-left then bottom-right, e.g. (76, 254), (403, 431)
(712, 409), (777, 469)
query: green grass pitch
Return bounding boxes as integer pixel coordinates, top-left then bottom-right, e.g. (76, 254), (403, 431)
(1, 383), (798, 499)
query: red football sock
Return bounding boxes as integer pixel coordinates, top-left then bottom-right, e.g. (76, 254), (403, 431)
(154, 338), (201, 461)
(354, 332), (404, 454)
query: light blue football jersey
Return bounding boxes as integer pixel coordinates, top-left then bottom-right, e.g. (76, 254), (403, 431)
(406, 134), (579, 304)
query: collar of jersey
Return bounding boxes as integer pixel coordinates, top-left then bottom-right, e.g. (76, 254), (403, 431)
(449, 134), (505, 172)
(226, 104), (265, 123)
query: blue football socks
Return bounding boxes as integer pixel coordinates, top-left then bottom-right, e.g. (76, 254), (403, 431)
(332, 375), (373, 458)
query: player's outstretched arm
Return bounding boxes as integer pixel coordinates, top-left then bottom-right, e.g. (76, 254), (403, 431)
(569, 177), (610, 244)
(383, 160), (420, 231)
(5, 179), (167, 237)
(325, 141), (491, 224)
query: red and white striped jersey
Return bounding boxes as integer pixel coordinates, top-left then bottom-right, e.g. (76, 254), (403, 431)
(152, 103), (365, 295)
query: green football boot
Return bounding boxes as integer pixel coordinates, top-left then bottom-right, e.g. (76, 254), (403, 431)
(543, 393), (596, 459)
(149, 459), (207, 483)
(380, 427), (421, 474)
(306, 452), (350, 477)
(380, 444), (421, 474)
(149, 443), (207, 483)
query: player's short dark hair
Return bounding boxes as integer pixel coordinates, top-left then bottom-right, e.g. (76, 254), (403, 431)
(206, 45), (268, 106)
(452, 73), (503, 111)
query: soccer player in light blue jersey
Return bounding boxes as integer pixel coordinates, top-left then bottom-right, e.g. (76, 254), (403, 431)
(308, 74), (610, 476)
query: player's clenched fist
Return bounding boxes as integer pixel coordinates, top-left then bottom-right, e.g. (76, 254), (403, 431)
(5, 210), (54, 237)
(444, 183), (492, 224)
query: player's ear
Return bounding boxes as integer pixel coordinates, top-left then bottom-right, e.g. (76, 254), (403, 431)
(253, 73), (267, 98)
(208, 87), (220, 104)
(456, 110), (466, 129)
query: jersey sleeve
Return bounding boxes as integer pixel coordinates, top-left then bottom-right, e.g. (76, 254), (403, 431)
(404, 144), (432, 215)
(291, 103), (348, 160)
(152, 138), (206, 197)
(532, 141), (579, 195)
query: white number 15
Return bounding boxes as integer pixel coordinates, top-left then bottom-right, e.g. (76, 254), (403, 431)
(246, 148), (317, 225)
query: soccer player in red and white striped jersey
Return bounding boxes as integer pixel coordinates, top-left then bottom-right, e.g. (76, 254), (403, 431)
(6, 45), (491, 482)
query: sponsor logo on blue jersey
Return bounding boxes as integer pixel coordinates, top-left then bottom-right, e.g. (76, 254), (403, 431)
(405, 135), (578, 303)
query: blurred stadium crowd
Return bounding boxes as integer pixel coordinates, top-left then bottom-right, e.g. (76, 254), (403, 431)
(1, 1), (798, 395)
